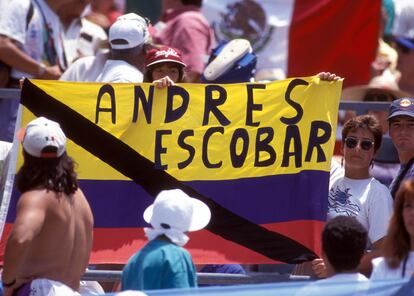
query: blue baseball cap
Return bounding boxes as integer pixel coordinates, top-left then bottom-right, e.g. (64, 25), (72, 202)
(388, 97), (414, 120)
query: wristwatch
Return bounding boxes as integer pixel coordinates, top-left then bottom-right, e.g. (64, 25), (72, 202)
(37, 63), (46, 77)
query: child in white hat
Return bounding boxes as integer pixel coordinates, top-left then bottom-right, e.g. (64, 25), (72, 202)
(121, 189), (211, 291)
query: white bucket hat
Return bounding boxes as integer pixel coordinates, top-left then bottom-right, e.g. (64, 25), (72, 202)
(143, 189), (211, 246)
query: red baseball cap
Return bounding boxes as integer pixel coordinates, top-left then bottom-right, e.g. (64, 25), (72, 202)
(145, 46), (187, 68)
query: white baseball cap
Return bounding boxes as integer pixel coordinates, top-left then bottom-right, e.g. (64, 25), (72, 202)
(20, 117), (66, 158)
(109, 13), (149, 50)
(143, 189), (211, 232)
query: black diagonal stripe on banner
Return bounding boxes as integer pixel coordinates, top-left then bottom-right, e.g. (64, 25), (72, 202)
(21, 79), (317, 263)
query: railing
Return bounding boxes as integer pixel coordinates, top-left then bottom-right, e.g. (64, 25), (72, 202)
(0, 88), (21, 100)
(81, 270), (311, 285)
(339, 101), (390, 114)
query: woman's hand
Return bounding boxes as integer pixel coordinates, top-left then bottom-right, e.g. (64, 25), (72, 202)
(312, 258), (328, 278)
(153, 76), (175, 88)
(317, 72), (343, 81)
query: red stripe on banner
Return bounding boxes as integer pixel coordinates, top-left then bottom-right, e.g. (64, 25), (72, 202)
(188, 220), (324, 264)
(288, 0), (381, 87)
(0, 221), (324, 265)
(263, 221), (323, 258)
(91, 220), (324, 264)
(0, 221), (324, 264)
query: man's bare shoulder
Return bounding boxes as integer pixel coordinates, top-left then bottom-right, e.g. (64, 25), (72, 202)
(72, 188), (90, 204)
(20, 188), (86, 197)
(17, 189), (55, 207)
(18, 189), (93, 221)
(18, 189), (85, 207)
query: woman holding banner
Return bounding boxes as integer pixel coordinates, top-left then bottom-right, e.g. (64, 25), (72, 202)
(144, 46), (186, 87)
(313, 115), (393, 277)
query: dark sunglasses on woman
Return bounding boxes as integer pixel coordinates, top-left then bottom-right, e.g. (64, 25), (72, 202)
(344, 137), (374, 151)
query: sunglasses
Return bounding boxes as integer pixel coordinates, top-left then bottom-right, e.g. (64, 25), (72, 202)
(344, 137), (374, 151)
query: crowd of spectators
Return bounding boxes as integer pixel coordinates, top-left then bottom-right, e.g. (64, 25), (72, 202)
(1, 0), (414, 295)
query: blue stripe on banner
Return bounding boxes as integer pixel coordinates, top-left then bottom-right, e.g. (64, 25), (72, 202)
(6, 170), (328, 227)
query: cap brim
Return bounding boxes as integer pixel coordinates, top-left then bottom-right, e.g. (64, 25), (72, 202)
(341, 86), (413, 101)
(388, 111), (414, 120)
(146, 59), (187, 68)
(110, 41), (144, 50)
(143, 196), (211, 232)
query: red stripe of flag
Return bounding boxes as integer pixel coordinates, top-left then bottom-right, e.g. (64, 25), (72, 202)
(0, 220), (323, 264)
(288, 0), (381, 87)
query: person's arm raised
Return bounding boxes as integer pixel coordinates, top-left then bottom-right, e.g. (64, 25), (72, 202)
(317, 72), (343, 81)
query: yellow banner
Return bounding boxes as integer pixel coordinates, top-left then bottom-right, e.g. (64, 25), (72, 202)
(22, 76), (342, 181)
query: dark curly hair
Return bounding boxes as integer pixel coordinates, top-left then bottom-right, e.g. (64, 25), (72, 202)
(322, 216), (367, 272)
(16, 151), (78, 196)
(342, 114), (383, 153)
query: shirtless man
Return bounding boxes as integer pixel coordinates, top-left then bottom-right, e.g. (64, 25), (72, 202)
(2, 117), (94, 296)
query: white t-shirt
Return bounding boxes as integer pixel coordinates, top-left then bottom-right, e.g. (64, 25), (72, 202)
(60, 50), (109, 82)
(371, 252), (414, 280)
(328, 174), (393, 245)
(30, 279), (80, 295)
(63, 17), (107, 65)
(393, 0), (414, 38)
(297, 273), (368, 296)
(79, 280), (105, 295)
(0, 0), (66, 79)
(96, 60), (143, 83)
(0, 0), (9, 12)
(330, 159), (344, 180)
